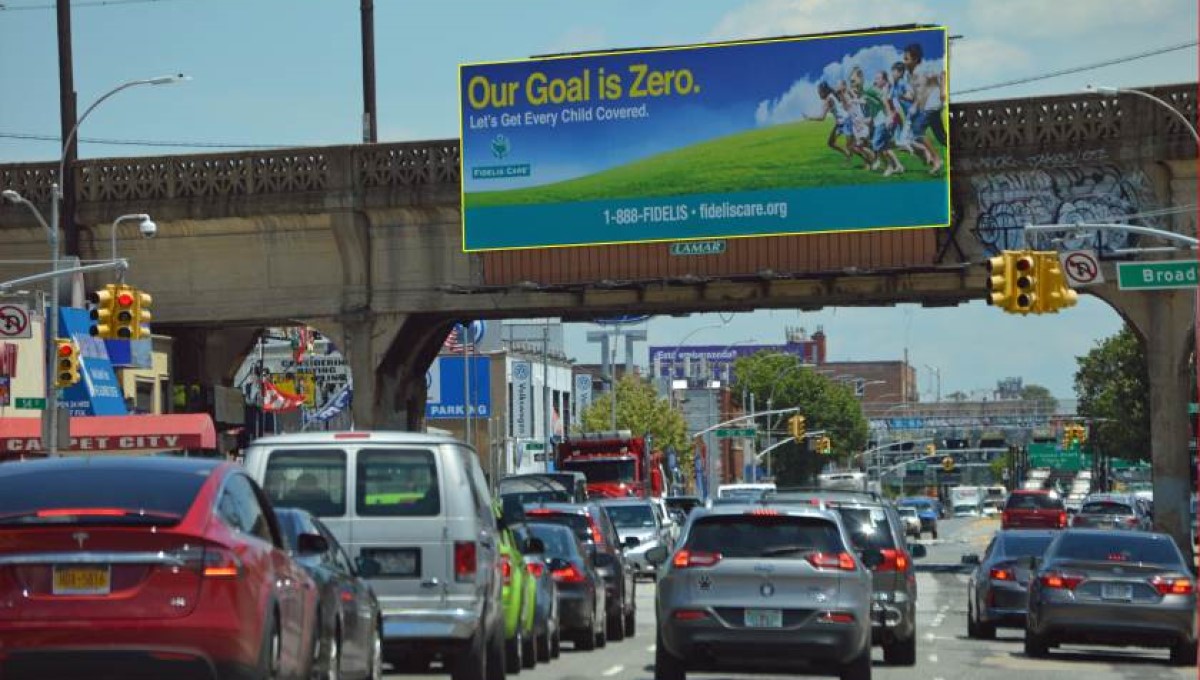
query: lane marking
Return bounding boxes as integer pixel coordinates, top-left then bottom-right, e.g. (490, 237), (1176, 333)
(602, 665), (624, 676)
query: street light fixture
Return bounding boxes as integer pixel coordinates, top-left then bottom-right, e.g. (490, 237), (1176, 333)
(3, 74), (187, 457)
(109, 214), (156, 282)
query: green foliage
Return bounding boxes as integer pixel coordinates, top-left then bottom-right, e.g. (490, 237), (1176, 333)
(578, 375), (690, 458)
(1073, 326), (1150, 461)
(1020, 383), (1058, 415)
(732, 352), (870, 484)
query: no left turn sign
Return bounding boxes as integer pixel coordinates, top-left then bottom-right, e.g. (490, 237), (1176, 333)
(1060, 250), (1104, 288)
(0, 304), (31, 338)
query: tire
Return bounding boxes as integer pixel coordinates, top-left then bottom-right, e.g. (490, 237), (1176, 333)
(521, 629), (537, 669)
(450, 629), (488, 680)
(550, 627), (561, 658)
(505, 630), (523, 674)
(654, 629), (685, 680)
(977, 619), (996, 640)
(839, 646), (871, 680)
(366, 625), (383, 680)
(486, 624), (506, 680)
(883, 634), (916, 666)
(576, 625), (597, 652)
(1170, 638), (1198, 666)
(536, 626), (552, 663)
(317, 626), (341, 680)
(256, 609), (282, 680)
(596, 616), (608, 649)
(606, 609), (625, 642)
(624, 608), (636, 638)
(931, 528), (939, 540)
(1024, 627), (1049, 658)
(967, 601), (979, 639)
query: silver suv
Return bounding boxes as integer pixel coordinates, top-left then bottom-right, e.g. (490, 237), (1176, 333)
(646, 505), (876, 680)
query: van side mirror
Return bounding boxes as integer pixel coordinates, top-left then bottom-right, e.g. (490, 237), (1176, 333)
(355, 555), (381, 578)
(909, 544), (927, 559)
(296, 532), (329, 555)
(961, 553), (980, 566)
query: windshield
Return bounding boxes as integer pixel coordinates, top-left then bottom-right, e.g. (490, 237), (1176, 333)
(1080, 501), (1133, 515)
(562, 459), (636, 483)
(605, 504), (656, 529)
(1054, 533), (1183, 566)
(1006, 493), (1063, 510)
(685, 515), (845, 559)
(832, 506), (896, 550)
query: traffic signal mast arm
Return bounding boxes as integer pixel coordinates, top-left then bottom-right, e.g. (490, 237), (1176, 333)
(690, 406), (801, 441)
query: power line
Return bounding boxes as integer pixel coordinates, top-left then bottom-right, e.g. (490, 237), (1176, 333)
(1, 0), (194, 11)
(0, 131), (297, 149)
(952, 40), (1198, 96)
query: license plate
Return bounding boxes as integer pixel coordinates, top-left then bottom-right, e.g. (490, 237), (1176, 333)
(52, 565), (111, 595)
(1101, 583), (1132, 601)
(360, 548), (420, 578)
(744, 608), (783, 628)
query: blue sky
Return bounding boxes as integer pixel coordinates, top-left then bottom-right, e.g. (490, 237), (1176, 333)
(2, 0), (1197, 400)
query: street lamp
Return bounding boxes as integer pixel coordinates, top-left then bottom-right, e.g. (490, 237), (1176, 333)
(109, 214), (156, 281)
(4, 74), (186, 457)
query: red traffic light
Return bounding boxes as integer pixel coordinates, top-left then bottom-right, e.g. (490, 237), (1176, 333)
(57, 343), (73, 357)
(1015, 256), (1034, 272)
(116, 292), (135, 307)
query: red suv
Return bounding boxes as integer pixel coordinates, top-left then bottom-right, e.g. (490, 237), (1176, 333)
(0, 456), (318, 679)
(1001, 490), (1067, 529)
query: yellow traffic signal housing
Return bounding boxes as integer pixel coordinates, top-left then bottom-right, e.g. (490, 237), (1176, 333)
(819, 437), (832, 455)
(88, 284), (118, 338)
(112, 285), (138, 339)
(1012, 251), (1037, 314)
(789, 415), (807, 443)
(985, 252), (1015, 311)
(1037, 253), (1079, 314)
(132, 288), (153, 339)
(54, 339), (81, 388)
(925, 443), (937, 456)
(941, 456), (956, 472)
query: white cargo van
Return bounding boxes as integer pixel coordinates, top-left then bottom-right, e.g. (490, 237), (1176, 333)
(243, 431), (505, 680)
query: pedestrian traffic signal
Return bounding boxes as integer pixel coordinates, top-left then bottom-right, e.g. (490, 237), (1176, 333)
(1036, 252), (1078, 314)
(941, 456), (956, 472)
(131, 287), (153, 339)
(54, 339), (80, 388)
(1012, 252), (1037, 313)
(818, 436), (832, 455)
(985, 252), (1015, 310)
(88, 284), (115, 338)
(788, 415), (806, 443)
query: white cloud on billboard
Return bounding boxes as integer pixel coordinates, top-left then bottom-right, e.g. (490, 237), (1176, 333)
(754, 44), (944, 127)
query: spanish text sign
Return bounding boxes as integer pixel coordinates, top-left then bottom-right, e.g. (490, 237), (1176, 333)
(460, 27), (950, 251)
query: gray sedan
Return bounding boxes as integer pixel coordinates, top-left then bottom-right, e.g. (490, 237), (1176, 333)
(963, 529), (1056, 638)
(1024, 529), (1197, 665)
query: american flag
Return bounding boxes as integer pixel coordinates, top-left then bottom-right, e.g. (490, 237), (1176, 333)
(442, 325), (473, 354)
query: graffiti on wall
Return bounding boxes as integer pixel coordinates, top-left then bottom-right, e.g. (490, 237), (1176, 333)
(971, 164), (1164, 256)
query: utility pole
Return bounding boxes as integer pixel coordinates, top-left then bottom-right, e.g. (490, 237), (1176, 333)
(542, 319), (551, 470)
(359, 0), (378, 143)
(55, 0), (79, 257)
(748, 392), (756, 482)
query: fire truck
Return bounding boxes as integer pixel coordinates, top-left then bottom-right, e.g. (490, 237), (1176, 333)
(554, 430), (665, 499)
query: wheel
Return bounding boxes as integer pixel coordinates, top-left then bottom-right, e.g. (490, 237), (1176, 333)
(256, 609), (282, 680)
(977, 619), (996, 640)
(883, 634), (916, 666)
(486, 624), (506, 680)
(654, 629), (685, 680)
(576, 624), (597, 652)
(606, 608), (625, 642)
(1170, 638), (1198, 666)
(596, 614), (608, 649)
(1024, 627), (1049, 658)
(550, 627), (561, 658)
(624, 608), (636, 638)
(505, 630), (524, 674)
(316, 626), (341, 680)
(450, 628), (489, 680)
(931, 528), (939, 540)
(839, 646), (871, 680)
(967, 600), (979, 639)
(366, 625), (383, 680)
(536, 625), (552, 663)
(521, 629), (537, 669)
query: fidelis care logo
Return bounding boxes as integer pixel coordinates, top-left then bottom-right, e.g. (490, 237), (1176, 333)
(490, 134), (511, 159)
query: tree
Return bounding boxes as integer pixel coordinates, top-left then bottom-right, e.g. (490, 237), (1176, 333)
(1074, 326), (1150, 461)
(1020, 383), (1058, 415)
(578, 375), (691, 474)
(732, 352), (870, 485)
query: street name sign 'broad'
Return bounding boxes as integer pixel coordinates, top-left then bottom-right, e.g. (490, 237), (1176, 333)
(1117, 260), (1199, 290)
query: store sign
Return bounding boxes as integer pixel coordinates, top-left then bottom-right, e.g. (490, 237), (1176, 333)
(512, 360), (533, 437)
(3, 435), (192, 454)
(425, 356), (492, 419)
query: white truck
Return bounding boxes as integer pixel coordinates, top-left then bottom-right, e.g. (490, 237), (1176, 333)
(949, 486), (985, 517)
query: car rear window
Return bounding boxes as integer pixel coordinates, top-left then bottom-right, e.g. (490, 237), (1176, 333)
(1080, 501), (1133, 515)
(262, 449), (347, 517)
(605, 504), (656, 529)
(527, 523), (582, 559)
(0, 467), (208, 524)
(525, 510), (593, 543)
(685, 515), (845, 558)
(1055, 533), (1182, 566)
(1006, 493), (1063, 510)
(356, 449), (440, 517)
(831, 505), (896, 550)
(1001, 535), (1054, 558)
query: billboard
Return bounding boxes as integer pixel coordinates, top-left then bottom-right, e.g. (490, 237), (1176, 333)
(511, 360), (533, 437)
(460, 26), (949, 251)
(426, 356), (492, 419)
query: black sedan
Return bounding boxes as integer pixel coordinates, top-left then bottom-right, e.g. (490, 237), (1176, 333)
(526, 521), (608, 651)
(275, 507), (383, 680)
(962, 529), (1056, 638)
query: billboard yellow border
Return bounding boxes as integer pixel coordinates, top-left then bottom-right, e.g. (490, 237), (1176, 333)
(457, 25), (952, 254)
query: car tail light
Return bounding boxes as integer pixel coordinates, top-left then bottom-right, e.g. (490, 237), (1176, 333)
(36, 507), (127, 518)
(875, 549), (909, 573)
(1151, 576), (1194, 596)
(551, 563), (587, 583)
(672, 609), (708, 621)
(454, 541), (477, 583)
(186, 547), (241, 579)
(525, 509), (556, 516)
(526, 562), (545, 578)
(807, 552), (856, 571)
(500, 554), (513, 586)
(1040, 571), (1084, 590)
(990, 567), (1015, 581)
(587, 517), (606, 547)
(817, 611), (856, 624)
(672, 549), (722, 569)
(1056, 511), (1068, 528)
(746, 509), (780, 516)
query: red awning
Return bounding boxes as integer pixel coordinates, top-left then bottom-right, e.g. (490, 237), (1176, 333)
(0, 414), (217, 456)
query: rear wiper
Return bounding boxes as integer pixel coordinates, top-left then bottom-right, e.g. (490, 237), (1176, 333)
(758, 545), (818, 558)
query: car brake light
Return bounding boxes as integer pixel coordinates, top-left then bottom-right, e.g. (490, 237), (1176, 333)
(672, 609), (708, 621)
(1040, 571), (1084, 590)
(200, 548), (241, 579)
(747, 509), (779, 516)
(807, 552), (856, 571)
(551, 563), (587, 583)
(817, 611), (856, 624)
(500, 554), (513, 586)
(454, 541), (477, 583)
(1151, 576), (1194, 595)
(333, 432), (371, 440)
(36, 507), (127, 517)
(672, 549), (722, 569)
(525, 509), (555, 516)
(989, 567), (1015, 581)
(526, 562), (545, 578)
(875, 549), (909, 573)
(1057, 512), (1068, 528)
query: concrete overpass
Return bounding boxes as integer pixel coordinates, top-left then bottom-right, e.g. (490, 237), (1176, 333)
(0, 83), (1196, 552)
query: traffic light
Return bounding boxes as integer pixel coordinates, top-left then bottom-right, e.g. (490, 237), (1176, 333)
(925, 443), (937, 457)
(941, 456), (956, 472)
(985, 252), (1015, 311)
(54, 339), (80, 388)
(88, 284), (118, 338)
(111, 285), (138, 339)
(1036, 252), (1079, 314)
(131, 287), (153, 339)
(818, 437), (832, 455)
(788, 415), (806, 443)
(1062, 424), (1088, 448)
(1012, 251), (1037, 314)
